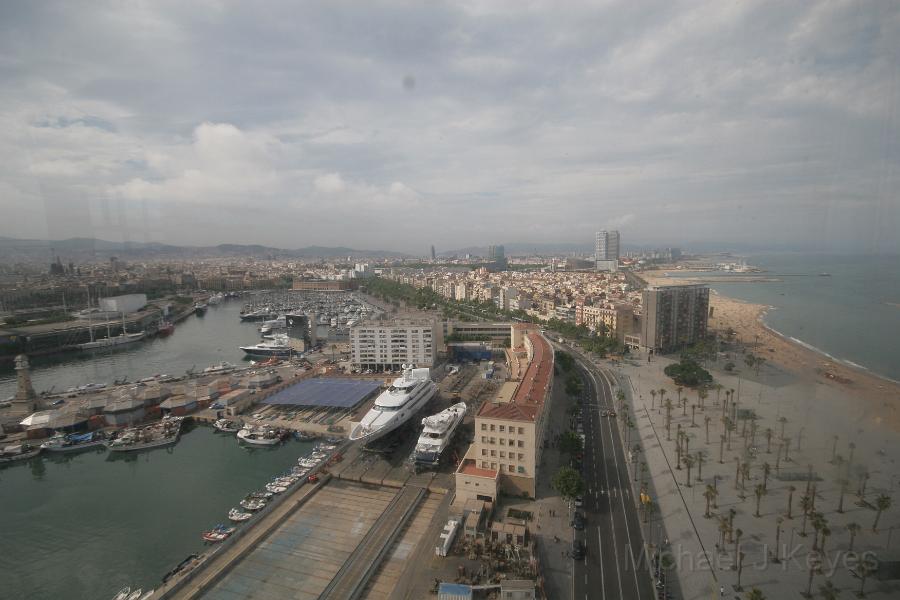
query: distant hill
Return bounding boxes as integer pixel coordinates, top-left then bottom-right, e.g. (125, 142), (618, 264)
(0, 237), (409, 264)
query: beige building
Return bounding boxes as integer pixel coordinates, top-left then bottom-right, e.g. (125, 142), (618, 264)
(350, 320), (440, 371)
(575, 300), (634, 341)
(455, 324), (554, 501)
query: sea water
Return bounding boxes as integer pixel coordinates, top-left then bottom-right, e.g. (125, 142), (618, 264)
(669, 253), (900, 381)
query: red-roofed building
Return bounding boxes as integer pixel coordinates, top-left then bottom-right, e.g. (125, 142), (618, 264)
(455, 324), (554, 501)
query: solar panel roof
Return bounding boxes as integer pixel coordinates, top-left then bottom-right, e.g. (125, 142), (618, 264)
(260, 378), (381, 408)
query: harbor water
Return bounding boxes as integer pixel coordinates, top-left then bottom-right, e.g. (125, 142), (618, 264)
(0, 426), (314, 600)
(668, 253), (900, 381)
(0, 300), (331, 399)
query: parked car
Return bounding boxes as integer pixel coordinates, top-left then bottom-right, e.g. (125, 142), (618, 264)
(574, 496), (584, 508)
(572, 511), (586, 530)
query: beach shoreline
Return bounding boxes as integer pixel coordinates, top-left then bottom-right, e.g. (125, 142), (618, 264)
(639, 269), (900, 431)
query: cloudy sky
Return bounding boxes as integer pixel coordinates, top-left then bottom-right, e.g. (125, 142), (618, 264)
(1, 1), (898, 254)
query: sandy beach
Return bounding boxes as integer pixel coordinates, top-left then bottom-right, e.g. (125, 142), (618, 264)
(641, 270), (900, 432)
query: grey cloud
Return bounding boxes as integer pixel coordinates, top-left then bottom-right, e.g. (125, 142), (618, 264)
(0, 1), (898, 253)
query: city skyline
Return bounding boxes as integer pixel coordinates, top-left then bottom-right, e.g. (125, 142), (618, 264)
(1, 2), (898, 254)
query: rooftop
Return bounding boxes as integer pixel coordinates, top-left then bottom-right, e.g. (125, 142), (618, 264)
(478, 329), (553, 423)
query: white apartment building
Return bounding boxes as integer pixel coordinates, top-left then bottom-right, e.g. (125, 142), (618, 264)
(350, 320), (439, 371)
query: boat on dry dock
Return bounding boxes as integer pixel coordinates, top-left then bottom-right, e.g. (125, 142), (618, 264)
(213, 418), (241, 433)
(414, 401), (467, 465)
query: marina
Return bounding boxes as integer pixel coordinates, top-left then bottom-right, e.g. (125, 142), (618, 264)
(0, 426), (314, 600)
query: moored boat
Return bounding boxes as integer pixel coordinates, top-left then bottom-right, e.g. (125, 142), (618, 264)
(0, 443), (41, 464)
(213, 419), (241, 433)
(239, 498), (267, 511)
(237, 426), (282, 446)
(105, 416), (183, 452)
(228, 508), (253, 522)
(41, 431), (106, 453)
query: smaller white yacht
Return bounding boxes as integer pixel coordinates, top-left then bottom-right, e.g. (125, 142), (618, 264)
(349, 366), (436, 444)
(239, 335), (292, 357)
(259, 316), (286, 334)
(414, 402), (467, 465)
(237, 426), (282, 446)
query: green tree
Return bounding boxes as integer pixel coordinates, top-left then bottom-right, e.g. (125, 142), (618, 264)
(552, 467), (584, 501)
(559, 431), (583, 455)
(873, 493), (892, 532)
(745, 588), (766, 600)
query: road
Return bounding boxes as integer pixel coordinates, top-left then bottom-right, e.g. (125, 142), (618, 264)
(569, 351), (656, 600)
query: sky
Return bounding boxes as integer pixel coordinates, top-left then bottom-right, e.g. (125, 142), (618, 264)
(0, 0), (898, 254)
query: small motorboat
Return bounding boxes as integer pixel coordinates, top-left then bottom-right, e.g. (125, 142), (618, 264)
(228, 508), (253, 522)
(246, 491), (273, 500)
(112, 587), (131, 600)
(125, 590), (143, 600)
(239, 498), (267, 511)
(265, 483), (288, 494)
(202, 524), (236, 543)
(213, 419), (241, 434)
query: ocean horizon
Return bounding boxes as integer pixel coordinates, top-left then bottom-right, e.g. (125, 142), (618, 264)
(666, 253), (900, 382)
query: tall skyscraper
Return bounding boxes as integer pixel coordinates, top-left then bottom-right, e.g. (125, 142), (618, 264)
(640, 284), (710, 352)
(595, 230), (620, 271)
(430, 245), (436, 260)
(487, 244), (507, 271)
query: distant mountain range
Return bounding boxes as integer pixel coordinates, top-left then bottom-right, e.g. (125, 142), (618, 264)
(0, 237), (410, 264)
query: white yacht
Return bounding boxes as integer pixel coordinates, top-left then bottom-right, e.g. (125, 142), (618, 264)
(240, 335), (292, 357)
(414, 402), (467, 465)
(349, 366), (436, 444)
(259, 316), (286, 334)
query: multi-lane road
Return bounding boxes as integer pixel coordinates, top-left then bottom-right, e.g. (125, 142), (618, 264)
(567, 350), (657, 600)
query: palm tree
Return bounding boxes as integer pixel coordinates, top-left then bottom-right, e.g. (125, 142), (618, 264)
(682, 395), (688, 416)
(683, 454), (694, 487)
(800, 494), (812, 536)
(857, 470), (871, 501)
(696, 451), (705, 482)
(873, 493), (892, 532)
(773, 516), (784, 563)
(650, 389), (657, 410)
(847, 522), (860, 552)
(733, 527), (743, 566)
(675, 386), (682, 407)
(805, 553), (822, 598)
(718, 515), (729, 547)
(762, 462), (771, 490)
(787, 485), (796, 519)
(675, 427), (683, 468)
(699, 388), (708, 410)
(820, 525), (831, 555)
(719, 433), (726, 464)
(754, 483), (767, 517)
(704, 484), (718, 518)
(746, 588), (765, 600)
(778, 416), (787, 440)
(783, 437), (791, 462)
(741, 460), (751, 495)
(691, 404), (698, 427)
(818, 580), (838, 600)
(736, 550), (746, 591)
(714, 383), (723, 406)
(765, 427), (773, 453)
(811, 511), (825, 551)
(858, 560), (873, 597)
(836, 478), (848, 513)
(775, 441), (783, 472)
(848, 441), (856, 470)
(830, 435), (839, 463)
(735, 457), (742, 490)
(665, 399), (673, 440)
(705, 415), (712, 444)
(728, 508), (737, 543)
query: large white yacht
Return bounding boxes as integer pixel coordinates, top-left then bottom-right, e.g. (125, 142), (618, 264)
(413, 402), (467, 465)
(349, 366), (436, 444)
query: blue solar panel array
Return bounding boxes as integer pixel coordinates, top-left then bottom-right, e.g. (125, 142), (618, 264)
(260, 378), (381, 408)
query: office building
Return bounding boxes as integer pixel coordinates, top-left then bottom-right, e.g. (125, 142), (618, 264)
(640, 284), (710, 353)
(350, 320), (439, 371)
(487, 244), (508, 271)
(595, 230), (620, 272)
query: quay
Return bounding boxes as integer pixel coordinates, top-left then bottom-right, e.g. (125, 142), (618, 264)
(155, 439), (449, 600)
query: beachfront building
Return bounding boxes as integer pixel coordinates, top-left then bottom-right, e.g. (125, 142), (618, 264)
(349, 319), (439, 371)
(575, 299), (634, 341)
(641, 284), (710, 353)
(595, 230), (620, 272)
(455, 324), (554, 502)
